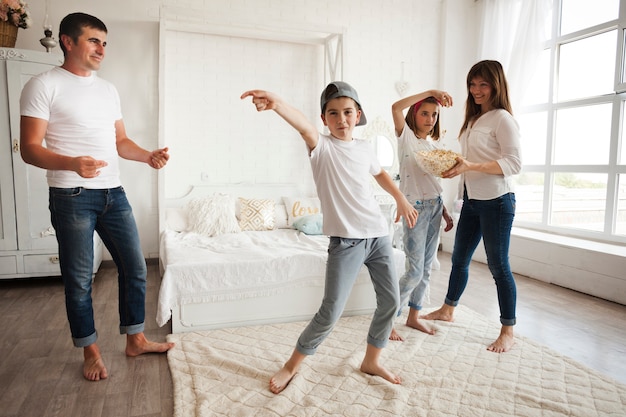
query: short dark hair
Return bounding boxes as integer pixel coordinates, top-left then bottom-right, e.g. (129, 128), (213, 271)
(59, 12), (107, 55)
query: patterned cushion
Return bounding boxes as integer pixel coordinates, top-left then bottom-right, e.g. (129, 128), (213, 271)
(282, 196), (321, 228)
(238, 198), (276, 231)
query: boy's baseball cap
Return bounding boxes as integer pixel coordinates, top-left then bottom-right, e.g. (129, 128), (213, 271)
(320, 81), (367, 126)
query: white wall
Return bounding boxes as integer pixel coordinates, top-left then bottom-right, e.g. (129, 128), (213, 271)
(15, 0), (479, 259)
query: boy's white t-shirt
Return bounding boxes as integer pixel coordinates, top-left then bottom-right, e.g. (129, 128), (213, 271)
(309, 133), (388, 239)
(20, 66), (123, 189)
(397, 123), (443, 203)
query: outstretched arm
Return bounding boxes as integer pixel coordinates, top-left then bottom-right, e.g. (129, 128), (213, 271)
(115, 119), (169, 169)
(241, 90), (319, 150)
(373, 170), (418, 228)
(391, 89), (452, 136)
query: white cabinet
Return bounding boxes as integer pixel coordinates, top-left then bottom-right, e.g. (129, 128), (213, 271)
(0, 48), (102, 279)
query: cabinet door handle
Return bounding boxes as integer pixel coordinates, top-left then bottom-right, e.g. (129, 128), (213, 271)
(13, 139), (19, 153)
(49, 256), (60, 264)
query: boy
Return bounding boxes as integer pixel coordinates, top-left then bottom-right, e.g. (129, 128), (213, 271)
(241, 82), (418, 394)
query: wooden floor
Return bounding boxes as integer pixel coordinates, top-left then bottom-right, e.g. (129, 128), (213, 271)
(0, 253), (625, 417)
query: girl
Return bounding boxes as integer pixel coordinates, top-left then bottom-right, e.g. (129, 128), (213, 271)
(390, 90), (454, 339)
(423, 60), (522, 353)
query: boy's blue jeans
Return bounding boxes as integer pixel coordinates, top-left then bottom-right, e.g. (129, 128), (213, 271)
(398, 197), (443, 313)
(445, 191), (517, 326)
(49, 186), (147, 347)
(296, 236), (399, 355)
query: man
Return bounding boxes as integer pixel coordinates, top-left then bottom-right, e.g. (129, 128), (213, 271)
(19, 12), (173, 381)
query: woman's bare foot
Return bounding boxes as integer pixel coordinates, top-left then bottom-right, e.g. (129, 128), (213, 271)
(421, 305), (455, 322)
(125, 332), (175, 357)
(389, 328), (404, 341)
(487, 325), (515, 353)
(269, 366), (298, 394)
(360, 360), (402, 385)
(83, 344), (108, 381)
(406, 317), (436, 335)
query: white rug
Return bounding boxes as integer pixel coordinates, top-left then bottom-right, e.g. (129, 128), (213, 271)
(166, 306), (626, 416)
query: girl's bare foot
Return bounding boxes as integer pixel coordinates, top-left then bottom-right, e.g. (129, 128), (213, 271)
(406, 317), (436, 335)
(83, 344), (108, 381)
(421, 305), (455, 322)
(125, 332), (174, 357)
(360, 360), (402, 385)
(269, 366), (297, 394)
(389, 328), (404, 341)
(487, 326), (515, 353)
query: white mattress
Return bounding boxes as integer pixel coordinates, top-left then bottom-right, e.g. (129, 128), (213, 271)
(157, 229), (405, 327)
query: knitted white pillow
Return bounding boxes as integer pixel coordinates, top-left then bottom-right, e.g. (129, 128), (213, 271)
(238, 198), (275, 231)
(185, 193), (241, 236)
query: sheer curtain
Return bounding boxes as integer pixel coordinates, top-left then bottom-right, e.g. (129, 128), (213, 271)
(477, 0), (552, 109)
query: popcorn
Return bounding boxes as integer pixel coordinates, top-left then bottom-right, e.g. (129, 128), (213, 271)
(415, 149), (460, 177)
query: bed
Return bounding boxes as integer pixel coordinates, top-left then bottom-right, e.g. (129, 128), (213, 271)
(157, 183), (406, 333)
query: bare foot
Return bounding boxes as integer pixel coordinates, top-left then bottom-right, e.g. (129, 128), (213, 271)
(269, 366), (297, 394)
(487, 326), (515, 353)
(125, 332), (175, 357)
(406, 317), (436, 335)
(360, 360), (402, 385)
(83, 344), (108, 381)
(421, 306), (455, 322)
(389, 328), (404, 341)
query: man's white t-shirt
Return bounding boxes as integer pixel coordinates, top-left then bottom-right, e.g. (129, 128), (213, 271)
(20, 66), (122, 189)
(309, 133), (388, 239)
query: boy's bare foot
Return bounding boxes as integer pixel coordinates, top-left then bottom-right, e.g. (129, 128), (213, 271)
(487, 326), (515, 353)
(269, 366), (297, 394)
(421, 305), (455, 322)
(389, 328), (404, 341)
(406, 317), (436, 335)
(125, 332), (175, 357)
(360, 360), (402, 385)
(83, 344), (108, 381)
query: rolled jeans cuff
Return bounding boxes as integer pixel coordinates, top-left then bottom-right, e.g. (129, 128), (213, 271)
(121, 322), (144, 335)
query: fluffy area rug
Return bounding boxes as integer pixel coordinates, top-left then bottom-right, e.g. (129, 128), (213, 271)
(166, 305), (626, 416)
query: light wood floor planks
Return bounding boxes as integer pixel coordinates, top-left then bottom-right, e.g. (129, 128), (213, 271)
(0, 253), (624, 416)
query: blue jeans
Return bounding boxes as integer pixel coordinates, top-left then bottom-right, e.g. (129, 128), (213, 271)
(445, 191), (517, 326)
(398, 197), (443, 313)
(49, 187), (147, 347)
(296, 236), (399, 354)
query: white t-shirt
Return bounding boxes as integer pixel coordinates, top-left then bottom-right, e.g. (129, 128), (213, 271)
(20, 66), (123, 188)
(458, 109), (522, 200)
(309, 133), (388, 239)
(397, 123), (443, 203)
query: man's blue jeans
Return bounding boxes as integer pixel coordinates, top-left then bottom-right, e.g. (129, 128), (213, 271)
(445, 191), (517, 326)
(49, 186), (147, 347)
(398, 197), (443, 313)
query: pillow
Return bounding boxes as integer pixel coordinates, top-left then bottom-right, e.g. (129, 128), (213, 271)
(165, 207), (188, 232)
(274, 204), (289, 229)
(282, 196), (321, 228)
(238, 198), (275, 231)
(292, 214), (323, 235)
(184, 193), (241, 236)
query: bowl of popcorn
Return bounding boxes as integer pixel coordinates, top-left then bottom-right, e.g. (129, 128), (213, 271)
(415, 149), (460, 177)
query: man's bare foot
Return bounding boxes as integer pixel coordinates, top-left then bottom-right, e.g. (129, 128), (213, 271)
(84, 344), (108, 381)
(269, 366), (297, 394)
(421, 305), (455, 322)
(406, 317), (436, 335)
(487, 326), (515, 353)
(389, 328), (404, 341)
(360, 360), (402, 385)
(125, 332), (175, 357)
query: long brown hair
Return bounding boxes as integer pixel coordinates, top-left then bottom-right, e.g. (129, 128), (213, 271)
(405, 97), (442, 141)
(460, 60), (513, 135)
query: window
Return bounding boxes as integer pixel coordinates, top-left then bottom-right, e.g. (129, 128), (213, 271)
(515, 0), (625, 243)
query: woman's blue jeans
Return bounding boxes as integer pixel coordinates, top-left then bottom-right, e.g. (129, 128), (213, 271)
(445, 191), (517, 326)
(398, 197), (443, 313)
(49, 186), (147, 347)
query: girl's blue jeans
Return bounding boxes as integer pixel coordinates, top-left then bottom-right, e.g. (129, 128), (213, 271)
(49, 186), (147, 347)
(398, 197), (443, 313)
(445, 190), (517, 326)
(296, 236), (399, 354)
